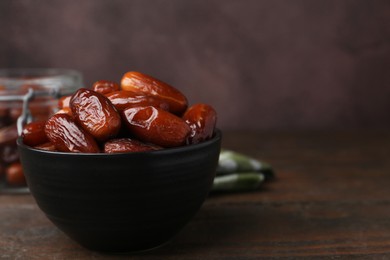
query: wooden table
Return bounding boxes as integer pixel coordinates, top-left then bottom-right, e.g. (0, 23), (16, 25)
(1, 130), (390, 259)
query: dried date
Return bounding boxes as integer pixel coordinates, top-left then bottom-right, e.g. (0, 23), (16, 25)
(106, 90), (169, 112)
(22, 121), (49, 147)
(122, 106), (190, 147)
(92, 80), (120, 95)
(183, 104), (217, 144)
(34, 142), (57, 152)
(70, 88), (121, 141)
(121, 71), (188, 115)
(6, 162), (26, 186)
(44, 114), (100, 153)
(104, 138), (161, 153)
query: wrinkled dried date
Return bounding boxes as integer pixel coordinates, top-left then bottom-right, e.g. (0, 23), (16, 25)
(45, 114), (100, 153)
(183, 104), (217, 144)
(121, 71), (188, 115)
(122, 106), (191, 147)
(106, 90), (169, 112)
(70, 88), (121, 142)
(104, 138), (161, 153)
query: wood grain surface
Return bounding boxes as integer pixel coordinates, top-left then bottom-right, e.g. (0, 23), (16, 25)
(1, 130), (390, 259)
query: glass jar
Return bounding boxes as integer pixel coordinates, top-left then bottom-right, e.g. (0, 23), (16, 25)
(0, 68), (83, 193)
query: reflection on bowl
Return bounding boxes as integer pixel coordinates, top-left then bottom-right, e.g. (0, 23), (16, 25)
(17, 130), (221, 253)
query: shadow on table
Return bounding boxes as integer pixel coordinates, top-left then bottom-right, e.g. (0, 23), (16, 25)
(140, 192), (278, 258)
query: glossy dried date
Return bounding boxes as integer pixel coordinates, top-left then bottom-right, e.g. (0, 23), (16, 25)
(70, 88), (121, 141)
(92, 80), (120, 95)
(122, 106), (191, 147)
(121, 71), (188, 115)
(45, 114), (100, 153)
(106, 90), (169, 111)
(104, 138), (161, 153)
(183, 103), (217, 144)
(22, 121), (49, 147)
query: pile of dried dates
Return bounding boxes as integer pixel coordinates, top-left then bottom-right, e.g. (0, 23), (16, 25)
(22, 71), (217, 155)
(0, 125), (24, 186)
(0, 86), (57, 187)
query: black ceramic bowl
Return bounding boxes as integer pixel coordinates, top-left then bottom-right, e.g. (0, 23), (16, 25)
(17, 130), (221, 253)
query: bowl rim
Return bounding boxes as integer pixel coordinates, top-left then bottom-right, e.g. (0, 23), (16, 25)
(17, 129), (222, 157)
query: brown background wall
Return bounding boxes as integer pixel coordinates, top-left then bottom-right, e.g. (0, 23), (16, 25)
(0, 0), (389, 130)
